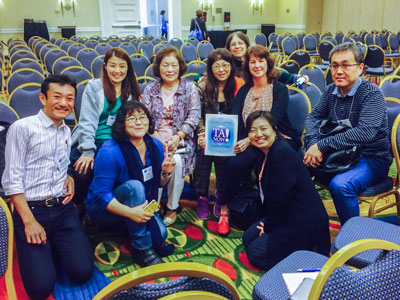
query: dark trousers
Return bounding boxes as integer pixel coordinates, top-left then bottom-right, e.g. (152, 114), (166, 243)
(161, 30), (168, 39)
(192, 148), (228, 198)
(13, 202), (94, 300)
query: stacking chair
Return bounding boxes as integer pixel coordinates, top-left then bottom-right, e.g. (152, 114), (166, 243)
(299, 64), (326, 93)
(70, 35), (78, 42)
(67, 43), (86, 58)
(94, 43), (112, 56)
(278, 60), (300, 75)
(151, 37), (163, 45)
(130, 39), (141, 50)
(287, 86), (312, 140)
(43, 49), (68, 73)
(153, 43), (168, 56)
(55, 38), (67, 47)
(60, 66), (93, 85)
(187, 60), (207, 76)
(137, 76), (156, 93)
(180, 43), (197, 63)
(38, 44), (58, 64)
(119, 37), (128, 43)
(10, 50), (36, 66)
(364, 45), (394, 81)
(77, 37), (89, 44)
(9, 45), (30, 57)
(197, 41), (214, 61)
(99, 37), (109, 43)
(379, 75), (400, 99)
(386, 34), (400, 68)
(138, 41), (155, 60)
(0, 102), (19, 124)
(8, 83), (42, 118)
(287, 50), (310, 68)
(108, 39), (121, 48)
(252, 239), (400, 300)
(255, 33), (267, 47)
(364, 33), (375, 46)
(73, 79), (89, 123)
(0, 197), (17, 300)
(317, 40), (335, 70)
(335, 31), (344, 44)
(11, 58), (43, 74)
(169, 38), (183, 50)
(126, 35), (137, 41)
(84, 39), (99, 49)
(33, 41), (50, 59)
(187, 37), (199, 49)
(296, 82), (322, 108)
(303, 34), (318, 61)
(182, 72), (199, 82)
(91, 55), (105, 78)
(109, 35), (118, 40)
(374, 34), (388, 51)
(92, 262), (240, 300)
(77, 48), (100, 73)
(144, 64), (154, 78)
(60, 40), (74, 52)
(119, 42), (137, 56)
(144, 34), (154, 41)
(129, 54), (151, 77)
(268, 33), (279, 52)
(7, 69), (44, 95)
(52, 56), (82, 75)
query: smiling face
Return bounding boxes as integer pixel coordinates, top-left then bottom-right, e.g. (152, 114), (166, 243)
(248, 54), (268, 79)
(248, 117), (276, 152)
(125, 109), (150, 140)
(160, 53), (180, 84)
(39, 83), (75, 126)
(229, 35), (247, 60)
(331, 50), (364, 95)
(104, 55), (128, 86)
(211, 59), (231, 83)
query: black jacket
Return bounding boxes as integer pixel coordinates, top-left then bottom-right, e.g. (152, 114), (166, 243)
(190, 16), (208, 40)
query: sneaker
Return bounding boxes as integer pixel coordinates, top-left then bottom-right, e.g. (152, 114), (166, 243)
(196, 196), (210, 219)
(213, 203), (221, 218)
(217, 213), (230, 235)
(131, 247), (165, 267)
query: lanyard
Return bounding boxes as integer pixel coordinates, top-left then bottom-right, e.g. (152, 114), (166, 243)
(258, 156), (267, 203)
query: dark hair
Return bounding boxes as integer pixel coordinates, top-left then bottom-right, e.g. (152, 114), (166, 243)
(196, 10), (203, 18)
(41, 74), (77, 97)
(243, 45), (276, 85)
(101, 47), (141, 110)
(153, 46), (187, 79)
(245, 110), (277, 134)
(329, 42), (364, 64)
(160, 10), (165, 15)
(204, 48), (236, 113)
(225, 31), (250, 53)
(112, 101), (154, 142)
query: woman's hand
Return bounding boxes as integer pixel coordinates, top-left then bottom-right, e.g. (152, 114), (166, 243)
(234, 138), (250, 154)
(197, 131), (205, 149)
(161, 145), (176, 174)
(256, 221), (265, 237)
(127, 201), (154, 223)
(74, 155), (94, 175)
(166, 135), (180, 152)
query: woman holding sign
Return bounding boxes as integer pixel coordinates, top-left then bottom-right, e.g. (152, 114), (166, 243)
(194, 48), (244, 220)
(242, 110), (330, 271)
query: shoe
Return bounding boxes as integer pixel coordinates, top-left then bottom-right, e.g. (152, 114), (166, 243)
(213, 203), (221, 218)
(163, 209), (177, 226)
(197, 196), (210, 219)
(217, 213), (230, 235)
(154, 243), (175, 257)
(131, 247), (165, 267)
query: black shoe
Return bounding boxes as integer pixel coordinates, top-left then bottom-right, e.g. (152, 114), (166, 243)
(131, 247), (165, 267)
(154, 243), (175, 257)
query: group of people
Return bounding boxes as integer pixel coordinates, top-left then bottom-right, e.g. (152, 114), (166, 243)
(2, 29), (393, 299)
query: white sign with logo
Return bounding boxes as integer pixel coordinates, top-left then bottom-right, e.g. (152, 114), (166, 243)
(205, 114), (238, 157)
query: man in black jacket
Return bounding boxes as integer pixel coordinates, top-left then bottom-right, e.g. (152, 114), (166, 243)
(190, 10), (208, 41)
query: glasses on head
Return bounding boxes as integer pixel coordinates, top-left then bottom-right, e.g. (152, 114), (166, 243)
(125, 116), (149, 124)
(211, 62), (231, 72)
(329, 63), (360, 71)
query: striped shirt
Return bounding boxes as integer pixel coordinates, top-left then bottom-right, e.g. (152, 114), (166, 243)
(1, 110), (72, 201)
(304, 78), (392, 163)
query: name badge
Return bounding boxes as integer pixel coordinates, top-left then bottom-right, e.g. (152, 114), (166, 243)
(58, 155), (70, 172)
(106, 115), (116, 126)
(142, 166), (153, 182)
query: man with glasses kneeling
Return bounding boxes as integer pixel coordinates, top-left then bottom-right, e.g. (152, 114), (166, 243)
(303, 42), (392, 225)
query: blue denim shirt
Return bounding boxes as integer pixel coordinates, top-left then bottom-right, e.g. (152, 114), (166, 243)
(86, 138), (164, 211)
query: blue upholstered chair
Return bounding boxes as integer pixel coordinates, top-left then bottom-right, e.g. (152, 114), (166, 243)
(169, 38), (183, 50)
(253, 239), (400, 300)
(287, 86), (312, 141)
(255, 33), (267, 47)
(60, 66), (93, 85)
(91, 55), (105, 78)
(92, 262), (240, 300)
(138, 41), (155, 60)
(278, 60), (300, 75)
(77, 48), (100, 73)
(129, 54), (151, 78)
(180, 43), (197, 63)
(379, 75), (400, 100)
(197, 41), (214, 61)
(187, 60), (207, 76)
(7, 68), (44, 95)
(287, 50), (311, 68)
(52, 56), (82, 75)
(299, 64), (326, 94)
(8, 82), (42, 119)
(119, 42), (137, 56)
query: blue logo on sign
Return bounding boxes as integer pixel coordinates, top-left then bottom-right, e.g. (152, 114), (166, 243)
(211, 125), (230, 144)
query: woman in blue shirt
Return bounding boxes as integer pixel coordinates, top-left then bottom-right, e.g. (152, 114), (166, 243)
(86, 101), (176, 267)
(160, 10), (168, 39)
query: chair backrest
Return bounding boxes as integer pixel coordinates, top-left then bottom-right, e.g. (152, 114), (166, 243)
(269, 33), (279, 49)
(52, 56), (82, 75)
(153, 43), (168, 56)
(388, 34), (400, 52)
(11, 58), (43, 74)
(187, 60), (207, 75)
(91, 55), (105, 78)
(364, 34), (375, 46)
(119, 42), (137, 56)
(108, 39), (121, 48)
(282, 37), (297, 56)
(187, 37), (199, 49)
(95, 43), (112, 56)
(287, 86), (312, 137)
(60, 66), (93, 85)
(170, 38), (183, 50)
(99, 37), (109, 43)
(77, 37), (89, 44)
(84, 39), (99, 49)
(379, 75), (400, 99)
(160, 291), (229, 300)
(304, 35), (317, 52)
(318, 40), (335, 62)
(77, 48), (100, 73)
(39, 44), (58, 62)
(0, 198), (17, 300)
(278, 60), (300, 74)
(9, 83), (42, 118)
(138, 41), (155, 60)
(126, 35), (137, 41)
(137, 76), (156, 93)
(365, 45), (385, 68)
(67, 43), (86, 58)
(10, 50), (36, 66)
(44, 48), (68, 73)
(60, 40), (74, 52)
(74, 80), (89, 122)
(9, 45), (30, 57)
(299, 82), (323, 108)
(144, 64), (154, 78)
(335, 31), (344, 44)
(7, 68), (45, 95)
(299, 64), (326, 93)
(255, 33), (267, 47)
(374, 34), (388, 50)
(129, 54), (151, 77)
(0, 102), (19, 124)
(197, 41), (214, 61)
(181, 43), (197, 63)
(287, 50), (311, 68)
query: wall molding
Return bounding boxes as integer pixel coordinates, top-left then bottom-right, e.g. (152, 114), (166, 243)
(0, 27), (101, 34)
(275, 24), (305, 30)
(181, 24), (305, 31)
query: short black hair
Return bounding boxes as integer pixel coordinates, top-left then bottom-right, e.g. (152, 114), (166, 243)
(112, 100), (154, 142)
(161, 10), (165, 15)
(329, 42), (364, 64)
(41, 75), (77, 98)
(245, 110), (277, 134)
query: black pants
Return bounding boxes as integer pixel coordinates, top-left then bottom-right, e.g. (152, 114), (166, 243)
(13, 202), (94, 300)
(161, 30), (168, 39)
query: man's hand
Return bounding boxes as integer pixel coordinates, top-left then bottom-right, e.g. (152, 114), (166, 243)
(234, 138), (250, 154)
(24, 219), (47, 244)
(74, 155), (94, 175)
(63, 175), (74, 204)
(303, 143), (323, 168)
(127, 201), (154, 223)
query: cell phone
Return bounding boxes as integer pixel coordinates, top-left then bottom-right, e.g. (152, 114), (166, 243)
(144, 199), (160, 214)
(295, 75), (306, 86)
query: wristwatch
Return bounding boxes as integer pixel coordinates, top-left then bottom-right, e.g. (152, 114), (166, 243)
(161, 170), (172, 178)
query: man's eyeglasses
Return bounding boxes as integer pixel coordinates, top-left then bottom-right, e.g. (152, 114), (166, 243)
(125, 116), (149, 124)
(211, 62), (231, 72)
(329, 63), (360, 71)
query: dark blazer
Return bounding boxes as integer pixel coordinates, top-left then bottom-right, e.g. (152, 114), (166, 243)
(233, 82), (300, 148)
(190, 16), (208, 40)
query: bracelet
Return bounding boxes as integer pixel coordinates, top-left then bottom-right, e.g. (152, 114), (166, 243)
(161, 170), (172, 178)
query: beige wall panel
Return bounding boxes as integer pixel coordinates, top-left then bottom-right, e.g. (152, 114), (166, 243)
(382, 0), (400, 32)
(305, 0), (323, 34)
(337, 0), (361, 34)
(359, 0), (383, 32)
(321, 0), (339, 34)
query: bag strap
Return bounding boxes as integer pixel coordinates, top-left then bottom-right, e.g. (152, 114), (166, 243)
(193, 18), (201, 31)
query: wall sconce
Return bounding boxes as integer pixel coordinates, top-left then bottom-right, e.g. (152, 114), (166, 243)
(251, 0), (263, 13)
(200, 0), (213, 12)
(60, 0), (76, 17)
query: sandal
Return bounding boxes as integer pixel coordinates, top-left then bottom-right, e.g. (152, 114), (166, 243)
(163, 209), (177, 226)
(217, 213), (230, 235)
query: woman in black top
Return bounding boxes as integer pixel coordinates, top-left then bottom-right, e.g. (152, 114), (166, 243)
(242, 110), (330, 271)
(190, 10), (208, 41)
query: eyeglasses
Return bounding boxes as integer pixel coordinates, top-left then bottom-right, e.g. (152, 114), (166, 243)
(211, 62), (231, 72)
(329, 63), (360, 71)
(125, 116), (149, 124)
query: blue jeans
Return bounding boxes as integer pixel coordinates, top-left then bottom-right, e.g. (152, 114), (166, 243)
(329, 157), (390, 225)
(88, 180), (152, 250)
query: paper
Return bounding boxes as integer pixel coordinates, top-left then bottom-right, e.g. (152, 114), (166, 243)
(282, 272), (319, 295)
(204, 114), (238, 157)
